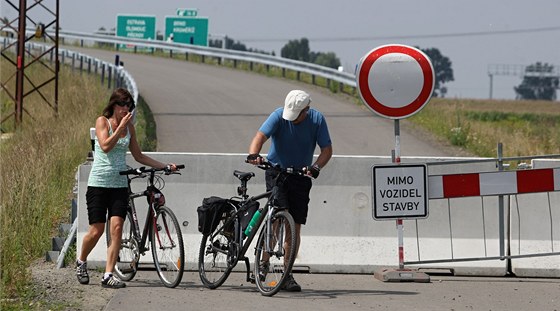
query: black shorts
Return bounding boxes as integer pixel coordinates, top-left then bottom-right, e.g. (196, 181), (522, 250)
(85, 187), (128, 225)
(265, 169), (312, 225)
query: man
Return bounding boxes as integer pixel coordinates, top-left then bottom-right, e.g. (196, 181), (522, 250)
(247, 89), (333, 292)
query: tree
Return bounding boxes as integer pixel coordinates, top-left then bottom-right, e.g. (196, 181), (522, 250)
(281, 38), (311, 62)
(281, 38), (341, 69)
(514, 62), (559, 101)
(209, 37), (274, 56)
(419, 47), (454, 98)
(310, 51), (341, 69)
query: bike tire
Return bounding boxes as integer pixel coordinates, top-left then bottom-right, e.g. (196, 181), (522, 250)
(150, 206), (185, 288)
(106, 211), (139, 281)
(198, 214), (235, 289)
(254, 210), (297, 296)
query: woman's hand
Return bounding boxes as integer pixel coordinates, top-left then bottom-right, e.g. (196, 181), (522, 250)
(117, 112), (133, 132)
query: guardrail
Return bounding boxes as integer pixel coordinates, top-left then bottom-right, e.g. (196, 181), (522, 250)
(1, 35), (138, 104)
(50, 30), (357, 91)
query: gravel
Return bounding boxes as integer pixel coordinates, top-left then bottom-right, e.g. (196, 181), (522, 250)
(30, 259), (114, 311)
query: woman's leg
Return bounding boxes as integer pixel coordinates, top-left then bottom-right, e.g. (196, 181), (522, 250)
(79, 222), (105, 262)
(105, 215), (124, 274)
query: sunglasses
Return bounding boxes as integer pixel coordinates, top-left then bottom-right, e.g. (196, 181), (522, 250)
(116, 101), (133, 107)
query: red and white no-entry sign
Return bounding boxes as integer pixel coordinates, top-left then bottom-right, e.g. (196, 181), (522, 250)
(356, 44), (435, 119)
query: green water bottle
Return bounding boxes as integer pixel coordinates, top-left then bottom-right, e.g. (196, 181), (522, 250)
(244, 209), (262, 236)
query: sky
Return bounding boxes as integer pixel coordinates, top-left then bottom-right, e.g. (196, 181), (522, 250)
(3, 0), (559, 100)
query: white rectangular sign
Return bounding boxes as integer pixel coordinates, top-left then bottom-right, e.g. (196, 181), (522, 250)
(372, 164), (428, 220)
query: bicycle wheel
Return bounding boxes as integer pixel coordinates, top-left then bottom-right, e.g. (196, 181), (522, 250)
(198, 213), (235, 289)
(254, 210), (297, 296)
(106, 211), (139, 281)
(150, 206), (185, 288)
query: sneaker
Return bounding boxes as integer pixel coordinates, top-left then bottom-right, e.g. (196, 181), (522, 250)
(282, 274), (301, 292)
(101, 275), (126, 289)
(76, 260), (89, 285)
(258, 261), (270, 282)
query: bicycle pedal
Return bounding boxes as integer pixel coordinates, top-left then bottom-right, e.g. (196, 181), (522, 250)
(120, 267), (135, 274)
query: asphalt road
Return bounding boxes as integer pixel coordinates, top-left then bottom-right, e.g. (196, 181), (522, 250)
(104, 270), (560, 311)
(71, 47), (459, 157)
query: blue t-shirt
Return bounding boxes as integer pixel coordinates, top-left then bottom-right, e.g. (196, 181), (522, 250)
(259, 107), (331, 168)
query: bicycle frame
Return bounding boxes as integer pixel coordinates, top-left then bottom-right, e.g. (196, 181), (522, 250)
(126, 171), (171, 254)
(199, 161), (304, 295)
(127, 190), (154, 254)
(208, 176), (293, 283)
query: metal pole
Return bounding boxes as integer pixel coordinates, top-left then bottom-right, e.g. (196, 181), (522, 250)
(15, 0), (27, 128)
(54, 0), (59, 116)
(57, 218), (77, 269)
(394, 119), (405, 270)
(489, 73), (494, 100)
(497, 142), (505, 259)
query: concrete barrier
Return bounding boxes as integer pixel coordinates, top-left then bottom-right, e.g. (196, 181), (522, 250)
(76, 153), (559, 277)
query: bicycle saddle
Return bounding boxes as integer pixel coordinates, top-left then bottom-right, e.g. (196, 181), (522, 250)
(233, 170), (255, 181)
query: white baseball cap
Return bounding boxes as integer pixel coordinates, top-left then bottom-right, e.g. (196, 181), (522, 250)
(282, 90), (311, 121)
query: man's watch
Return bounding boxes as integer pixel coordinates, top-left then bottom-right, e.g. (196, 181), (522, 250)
(312, 164), (321, 172)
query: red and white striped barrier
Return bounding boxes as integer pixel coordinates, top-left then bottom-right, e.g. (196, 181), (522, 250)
(429, 168), (560, 199)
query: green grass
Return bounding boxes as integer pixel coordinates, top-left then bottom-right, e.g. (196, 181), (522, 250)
(0, 59), (111, 308)
(0, 50), (156, 308)
(409, 98), (560, 157)
(134, 95), (157, 151)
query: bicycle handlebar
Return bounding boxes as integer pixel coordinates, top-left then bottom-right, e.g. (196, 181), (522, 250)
(245, 159), (309, 177)
(119, 164), (185, 176)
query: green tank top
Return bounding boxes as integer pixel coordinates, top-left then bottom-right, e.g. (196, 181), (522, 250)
(88, 118), (130, 188)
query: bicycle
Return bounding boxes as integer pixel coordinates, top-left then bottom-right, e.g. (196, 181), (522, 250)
(198, 160), (308, 296)
(106, 164), (186, 288)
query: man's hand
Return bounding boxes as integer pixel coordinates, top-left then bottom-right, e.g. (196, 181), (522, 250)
(246, 153), (263, 165)
(304, 164), (320, 179)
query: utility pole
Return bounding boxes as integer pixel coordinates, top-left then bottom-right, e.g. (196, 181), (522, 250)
(0, 0), (60, 131)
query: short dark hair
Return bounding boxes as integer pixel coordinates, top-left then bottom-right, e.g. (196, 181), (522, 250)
(102, 88), (135, 118)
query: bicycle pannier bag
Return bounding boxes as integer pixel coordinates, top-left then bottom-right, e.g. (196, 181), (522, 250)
(239, 201), (260, 233)
(197, 196), (229, 235)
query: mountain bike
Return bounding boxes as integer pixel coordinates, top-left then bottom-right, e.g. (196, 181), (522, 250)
(198, 160), (306, 296)
(106, 165), (186, 288)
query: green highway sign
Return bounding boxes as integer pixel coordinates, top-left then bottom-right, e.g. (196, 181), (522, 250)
(116, 15), (156, 40)
(165, 16), (209, 46)
(177, 8), (198, 17)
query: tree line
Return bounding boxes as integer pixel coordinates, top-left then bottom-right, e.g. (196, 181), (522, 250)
(214, 35), (558, 101)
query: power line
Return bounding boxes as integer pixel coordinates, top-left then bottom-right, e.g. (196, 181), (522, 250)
(238, 25), (560, 43)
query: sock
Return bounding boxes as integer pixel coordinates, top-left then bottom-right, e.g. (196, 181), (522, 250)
(103, 272), (112, 280)
(77, 259), (85, 265)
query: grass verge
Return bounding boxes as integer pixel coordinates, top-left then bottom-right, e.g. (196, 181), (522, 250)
(0, 62), (111, 309)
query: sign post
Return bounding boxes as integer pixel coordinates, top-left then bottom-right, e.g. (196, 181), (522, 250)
(357, 44), (434, 282)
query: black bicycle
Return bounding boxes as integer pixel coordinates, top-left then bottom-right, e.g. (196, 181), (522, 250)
(106, 165), (185, 288)
(198, 160), (308, 296)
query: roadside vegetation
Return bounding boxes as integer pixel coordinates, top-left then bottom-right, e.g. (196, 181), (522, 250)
(1, 42), (558, 309)
(410, 97), (560, 157)
(0, 61), (108, 309)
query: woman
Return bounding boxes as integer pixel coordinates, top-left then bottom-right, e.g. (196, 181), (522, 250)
(76, 88), (177, 288)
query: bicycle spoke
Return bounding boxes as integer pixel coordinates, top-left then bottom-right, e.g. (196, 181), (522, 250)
(107, 212), (139, 281)
(151, 206), (184, 288)
(198, 220), (234, 289)
(254, 211), (297, 296)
